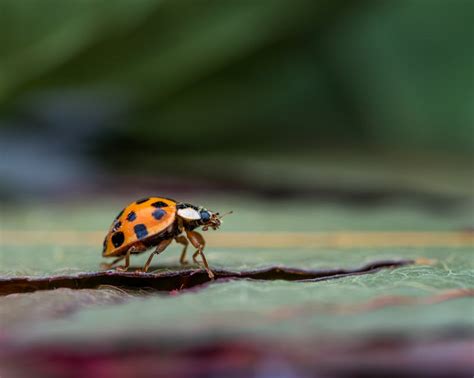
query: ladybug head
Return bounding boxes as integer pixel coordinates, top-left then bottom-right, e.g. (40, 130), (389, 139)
(201, 210), (233, 231)
(177, 203), (232, 231)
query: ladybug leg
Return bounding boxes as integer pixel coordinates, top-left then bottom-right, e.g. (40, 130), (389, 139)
(100, 255), (125, 270)
(175, 235), (189, 265)
(140, 238), (172, 272)
(186, 230), (214, 279)
(115, 247), (132, 272)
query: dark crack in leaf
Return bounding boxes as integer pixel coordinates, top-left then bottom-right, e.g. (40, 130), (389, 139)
(0, 259), (412, 296)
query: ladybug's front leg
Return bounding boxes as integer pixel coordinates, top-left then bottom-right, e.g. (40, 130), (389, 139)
(186, 230), (214, 279)
(192, 250), (200, 264)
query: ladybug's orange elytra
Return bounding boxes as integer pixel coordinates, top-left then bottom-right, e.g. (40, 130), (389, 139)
(102, 197), (226, 279)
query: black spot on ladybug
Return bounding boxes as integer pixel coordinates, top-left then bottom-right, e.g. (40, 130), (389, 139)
(151, 201), (168, 208)
(112, 220), (122, 231)
(136, 198), (150, 204)
(134, 224), (148, 239)
(115, 209), (124, 220)
(152, 209), (166, 220)
(126, 211), (136, 222)
(200, 211), (210, 221)
(111, 232), (125, 248)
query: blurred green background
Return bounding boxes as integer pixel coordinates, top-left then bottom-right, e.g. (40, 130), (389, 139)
(0, 0), (472, 201)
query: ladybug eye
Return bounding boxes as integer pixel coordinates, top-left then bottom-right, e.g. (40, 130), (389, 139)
(200, 211), (210, 221)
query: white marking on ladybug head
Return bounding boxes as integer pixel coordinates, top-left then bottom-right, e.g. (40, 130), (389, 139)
(177, 207), (201, 220)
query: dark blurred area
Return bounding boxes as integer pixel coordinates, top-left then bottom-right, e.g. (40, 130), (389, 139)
(0, 0), (472, 201)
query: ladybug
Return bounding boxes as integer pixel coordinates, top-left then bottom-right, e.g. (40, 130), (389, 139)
(102, 197), (230, 279)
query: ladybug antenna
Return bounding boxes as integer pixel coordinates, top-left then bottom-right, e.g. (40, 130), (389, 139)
(218, 210), (233, 219)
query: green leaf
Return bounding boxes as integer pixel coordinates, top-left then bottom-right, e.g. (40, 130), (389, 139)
(1, 198), (472, 348)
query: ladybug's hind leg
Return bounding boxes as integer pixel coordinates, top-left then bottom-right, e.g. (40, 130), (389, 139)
(186, 230), (214, 279)
(100, 255), (125, 270)
(139, 238), (173, 273)
(175, 235), (189, 265)
(115, 247), (133, 272)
